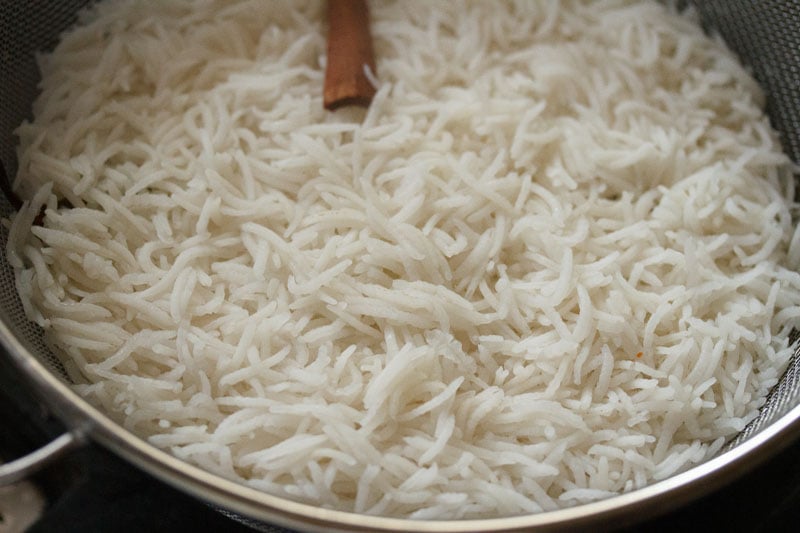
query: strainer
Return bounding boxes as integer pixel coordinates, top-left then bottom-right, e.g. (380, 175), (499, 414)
(1, 1), (800, 531)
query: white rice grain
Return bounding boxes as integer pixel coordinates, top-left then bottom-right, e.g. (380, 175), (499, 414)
(9, 0), (800, 520)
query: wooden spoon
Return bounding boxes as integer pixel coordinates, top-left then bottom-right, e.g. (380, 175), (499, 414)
(323, 0), (377, 110)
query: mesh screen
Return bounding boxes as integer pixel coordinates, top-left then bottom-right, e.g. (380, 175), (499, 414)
(691, 1), (800, 164)
(0, 0), (95, 382)
(0, 0), (798, 522)
(677, 0), (800, 447)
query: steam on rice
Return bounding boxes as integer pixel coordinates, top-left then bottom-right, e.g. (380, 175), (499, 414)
(7, 0), (800, 519)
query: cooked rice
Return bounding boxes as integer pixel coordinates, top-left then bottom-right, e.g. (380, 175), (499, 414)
(7, 0), (800, 519)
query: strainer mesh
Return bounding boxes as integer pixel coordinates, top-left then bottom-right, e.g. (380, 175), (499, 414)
(0, 0), (95, 383)
(686, 0), (800, 446)
(0, 0), (798, 505)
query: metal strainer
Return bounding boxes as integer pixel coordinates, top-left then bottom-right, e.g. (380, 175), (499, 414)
(1, 1), (800, 531)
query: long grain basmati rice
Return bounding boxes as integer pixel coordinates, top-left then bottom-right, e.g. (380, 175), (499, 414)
(7, 0), (800, 519)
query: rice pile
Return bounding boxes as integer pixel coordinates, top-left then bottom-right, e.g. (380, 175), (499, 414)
(7, 0), (800, 519)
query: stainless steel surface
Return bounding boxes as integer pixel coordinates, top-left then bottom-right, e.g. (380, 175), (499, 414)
(0, 478), (45, 533)
(1, 1), (800, 531)
(0, 433), (84, 486)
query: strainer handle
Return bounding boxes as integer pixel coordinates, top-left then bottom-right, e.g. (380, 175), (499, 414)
(0, 431), (84, 486)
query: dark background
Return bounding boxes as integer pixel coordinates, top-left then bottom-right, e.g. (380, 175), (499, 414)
(2, 354), (798, 533)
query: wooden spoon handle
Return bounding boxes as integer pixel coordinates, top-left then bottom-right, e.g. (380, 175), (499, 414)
(323, 0), (377, 110)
